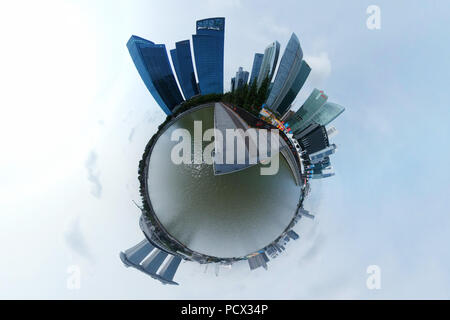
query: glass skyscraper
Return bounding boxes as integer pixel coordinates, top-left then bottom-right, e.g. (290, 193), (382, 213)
(127, 35), (184, 115)
(266, 33), (304, 115)
(192, 17), (225, 95)
(276, 60), (311, 117)
(289, 89), (328, 134)
(249, 53), (264, 84)
(170, 40), (199, 100)
(289, 89), (345, 135)
(234, 66), (249, 90)
(256, 41), (280, 88)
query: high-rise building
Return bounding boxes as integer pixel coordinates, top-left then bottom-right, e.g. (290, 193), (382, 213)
(127, 35), (184, 115)
(266, 33), (304, 115)
(256, 41), (280, 88)
(288, 88), (328, 134)
(309, 144), (337, 164)
(297, 125), (329, 155)
(231, 77), (236, 92)
(170, 40), (199, 100)
(276, 60), (311, 117)
(249, 53), (264, 84)
(312, 102), (346, 127)
(234, 66), (249, 90)
(192, 17), (225, 95)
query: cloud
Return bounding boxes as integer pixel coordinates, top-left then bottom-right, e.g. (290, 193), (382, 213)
(304, 52), (332, 86)
(64, 216), (93, 261)
(85, 150), (102, 198)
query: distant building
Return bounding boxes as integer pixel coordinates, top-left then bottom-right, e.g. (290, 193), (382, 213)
(230, 77), (236, 92)
(192, 17), (225, 94)
(234, 67), (249, 89)
(287, 230), (299, 240)
(313, 102), (346, 127)
(266, 33), (304, 115)
(127, 35), (184, 115)
(289, 90), (345, 135)
(281, 110), (295, 122)
(170, 40), (199, 100)
(120, 239), (182, 285)
(298, 208), (315, 219)
(326, 126), (338, 138)
(249, 53), (264, 84)
(289, 88), (328, 134)
(297, 125), (329, 155)
(276, 60), (311, 116)
(248, 253), (269, 270)
(256, 41), (280, 88)
(309, 144), (337, 164)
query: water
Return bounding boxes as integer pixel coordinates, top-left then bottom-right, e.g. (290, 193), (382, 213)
(147, 105), (301, 258)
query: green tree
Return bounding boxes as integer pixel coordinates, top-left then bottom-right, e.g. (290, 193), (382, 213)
(255, 76), (270, 111)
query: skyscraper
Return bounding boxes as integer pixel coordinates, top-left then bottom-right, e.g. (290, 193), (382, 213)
(231, 77), (236, 92)
(288, 88), (328, 134)
(297, 125), (329, 155)
(312, 102), (346, 127)
(266, 33), (304, 115)
(276, 60), (311, 117)
(234, 66), (249, 90)
(170, 40), (199, 100)
(249, 53), (264, 84)
(127, 35), (184, 115)
(192, 17), (225, 95)
(256, 41), (280, 88)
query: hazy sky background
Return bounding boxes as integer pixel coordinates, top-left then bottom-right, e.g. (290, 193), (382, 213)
(1, 0), (450, 299)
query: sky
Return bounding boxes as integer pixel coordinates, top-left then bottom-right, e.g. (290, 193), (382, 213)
(0, 0), (450, 299)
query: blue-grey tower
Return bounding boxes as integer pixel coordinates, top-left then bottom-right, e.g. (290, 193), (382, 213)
(266, 33), (304, 115)
(249, 53), (264, 84)
(192, 17), (225, 95)
(127, 35), (184, 115)
(170, 40), (199, 100)
(276, 60), (311, 116)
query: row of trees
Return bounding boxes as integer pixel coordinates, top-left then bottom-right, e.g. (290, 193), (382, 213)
(222, 76), (270, 116)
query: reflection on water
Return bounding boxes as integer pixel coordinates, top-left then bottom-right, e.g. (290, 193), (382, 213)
(147, 106), (301, 258)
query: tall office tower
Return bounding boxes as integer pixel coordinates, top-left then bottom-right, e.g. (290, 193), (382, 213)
(276, 60), (311, 117)
(256, 41), (280, 88)
(127, 35), (184, 115)
(266, 33), (304, 115)
(170, 40), (199, 100)
(326, 126), (338, 138)
(192, 17), (225, 95)
(231, 77), (236, 92)
(234, 66), (249, 89)
(297, 125), (329, 155)
(312, 102), (346, 126)
(249, 53), (264, 84)
(289, 88), (328, 134)
(281, 110), (295, 122)
(309, 144), (337, 164)
(307, 172), (335, 179)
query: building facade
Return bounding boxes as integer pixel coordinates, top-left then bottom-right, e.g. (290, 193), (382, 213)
(234, 66), (249, 90)
(249, 53), (264, 84)
(288, 88), (328, 134)
(266, 33), (304, 115)
(276, 60), (311, 117)
(127, 35), (184, 115)
(170, 40), (199, 100)
(192, 17), (225, 95)
(256, 41), (280, 88)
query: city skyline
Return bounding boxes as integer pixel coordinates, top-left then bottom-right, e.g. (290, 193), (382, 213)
(1, 0), (450, 299)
